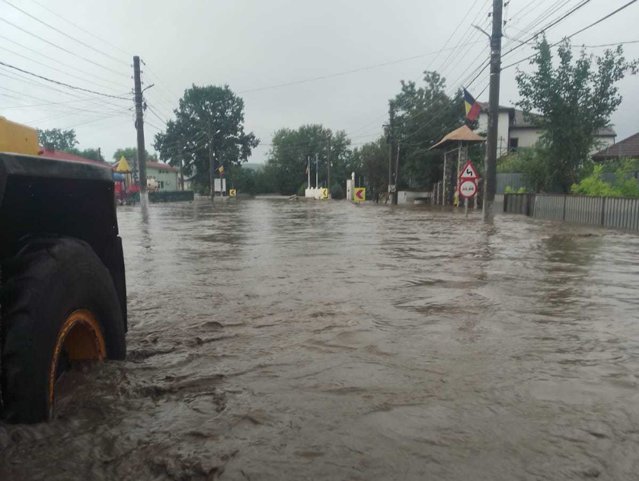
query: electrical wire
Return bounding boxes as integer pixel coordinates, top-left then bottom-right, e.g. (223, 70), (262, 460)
(2, 0), (129, 66)
(0, 60), (131, 100)
(0, 17), (130, 78)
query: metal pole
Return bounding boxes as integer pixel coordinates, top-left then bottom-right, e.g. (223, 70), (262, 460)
(307, 155), (311, 189)
(315, 153), (319, 188)
(442, 153), (447, 205)
(387, 102), (395, 203)
(133, 56), (147, 206)
(483, 0), (503, 222)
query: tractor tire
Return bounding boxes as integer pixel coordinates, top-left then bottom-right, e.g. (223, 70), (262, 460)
(0, 237), (125, 423)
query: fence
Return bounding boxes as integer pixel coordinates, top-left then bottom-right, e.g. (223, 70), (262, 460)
(503, 193), (639, 231)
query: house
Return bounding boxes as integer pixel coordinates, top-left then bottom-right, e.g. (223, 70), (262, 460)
(476, 104), (616, 157)
(146, 160), (178, 191)
(111, 157), (179, 192)
(592, 132), (639, 161)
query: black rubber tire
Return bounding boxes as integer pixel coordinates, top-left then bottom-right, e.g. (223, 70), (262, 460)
(0, 237), (126, 423)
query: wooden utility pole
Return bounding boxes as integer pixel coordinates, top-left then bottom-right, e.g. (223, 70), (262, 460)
(133, 56), (147, 202)
(483, 0), (503, 222)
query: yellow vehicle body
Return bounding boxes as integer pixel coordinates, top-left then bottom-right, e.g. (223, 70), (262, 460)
(0, 116), (40, 155)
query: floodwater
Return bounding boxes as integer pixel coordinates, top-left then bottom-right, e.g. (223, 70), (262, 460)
(2, 197), (639, 480)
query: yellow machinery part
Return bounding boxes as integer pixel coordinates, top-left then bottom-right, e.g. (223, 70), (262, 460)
(0, 116), (40, 155)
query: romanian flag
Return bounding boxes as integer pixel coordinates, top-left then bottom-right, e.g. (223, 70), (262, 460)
(463, 88), (480, 122)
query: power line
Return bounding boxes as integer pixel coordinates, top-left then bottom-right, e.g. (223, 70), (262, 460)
(0, 17), (130, 78)
(0, 60), (131, 100)
(502, 1), (639, 70)
(0, 43), (130, 93)
(237, 41), (483, 94)
(25, 0), (132, 57)
(0, 33), (130, 90)
(2, 0), (129, 66)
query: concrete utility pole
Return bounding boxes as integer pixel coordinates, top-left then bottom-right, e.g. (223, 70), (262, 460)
(483, 0), (503, 222)
(387, 101), (395, 203)
(133, 56), (147, 204)
(327, 133), (332, 198)
(392, 142), (400, 205)
(208, 122), (215, 200)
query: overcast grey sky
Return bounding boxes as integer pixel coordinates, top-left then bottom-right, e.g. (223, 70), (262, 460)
(1, 0), (637, 163)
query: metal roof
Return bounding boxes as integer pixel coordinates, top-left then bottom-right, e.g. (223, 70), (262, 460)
(592, 132), (639, 160)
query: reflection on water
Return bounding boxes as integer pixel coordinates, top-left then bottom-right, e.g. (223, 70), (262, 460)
(2, 198), (639, 480)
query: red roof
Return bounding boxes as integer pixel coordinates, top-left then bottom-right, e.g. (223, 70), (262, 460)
(147, 160), (178, 172)
(39, 148), (107, 166)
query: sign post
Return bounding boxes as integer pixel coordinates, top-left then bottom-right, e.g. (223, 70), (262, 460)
(458, 160), (478, 217)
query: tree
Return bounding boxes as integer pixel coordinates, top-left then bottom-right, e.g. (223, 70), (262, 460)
(38, 128), (78, 151)
(266, 125), (351, 195)
(516, 37), (637, 192)
(113, 147), (157, 163)
(154, 85), (258, 194)
(351, 137), (388, 200)
(74, 148), (105, 162)
(391, 71), (464, 189)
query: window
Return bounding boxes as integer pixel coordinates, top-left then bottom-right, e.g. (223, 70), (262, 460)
(509, 137), (519, 151)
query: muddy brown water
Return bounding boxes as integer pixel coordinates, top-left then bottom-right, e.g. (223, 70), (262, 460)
(1, 198), (639, 480)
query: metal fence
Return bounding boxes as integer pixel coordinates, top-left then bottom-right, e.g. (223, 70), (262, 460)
(503, 193), (639, 231)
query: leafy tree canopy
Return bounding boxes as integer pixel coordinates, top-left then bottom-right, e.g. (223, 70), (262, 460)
(516, 37), (637, 192)
(38, 128), (78, 151)
(391, 71), (464, 189)
(154, 85), (258, 192)
(113, 147), (157, 163)
(266, 124), (351, 195)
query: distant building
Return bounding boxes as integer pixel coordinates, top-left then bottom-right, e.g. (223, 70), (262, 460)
(592, 132), (639, 161)
(40, 148), (102, 164)
(146, 160), (178, 191)
(477, 104), (616, 157)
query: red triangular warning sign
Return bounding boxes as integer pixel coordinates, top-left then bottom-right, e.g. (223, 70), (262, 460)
(459, 160), (478, 180)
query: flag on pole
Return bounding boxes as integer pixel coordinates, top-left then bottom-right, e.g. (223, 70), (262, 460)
(463, 88), (481, 122)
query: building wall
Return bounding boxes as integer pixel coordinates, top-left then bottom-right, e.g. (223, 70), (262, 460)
(510, 128), (543, 149)
(147, 166), (178, 191)
(477, 111), (510, 157)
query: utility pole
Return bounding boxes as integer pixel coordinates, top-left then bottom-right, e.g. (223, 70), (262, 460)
(307, 155), (311, 189)
(327, 133), (332, 198)
(387, 101), (395, 204)
(315, 153), (319, 188)
(208, 122), (215, 200)
(392, 142), (401, 205)
(483, 0), (503, 222)
(133, 56), (148, 204)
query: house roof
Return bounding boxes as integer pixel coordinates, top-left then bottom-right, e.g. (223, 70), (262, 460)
(111, 158), (178, 173)
(592, 132), (639, 160)
(478, 102), (616, 136)
(39, 148), (104, 165)
(147, 160), (178, 172)
(429, 125), (485, 150)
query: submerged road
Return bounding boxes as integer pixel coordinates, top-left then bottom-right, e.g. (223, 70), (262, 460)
(2, 198), (639, 480)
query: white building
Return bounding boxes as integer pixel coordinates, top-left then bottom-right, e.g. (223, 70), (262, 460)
(477, 104), (616, 157)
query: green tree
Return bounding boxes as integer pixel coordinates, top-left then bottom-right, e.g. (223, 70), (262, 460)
(153, 85), (258, 194)
(37, 128), (78, 151)
(516, 37), (637, 192)
(112, 147), (157, 163)
(351, 137), (388, 200)
(266, 125), (351, 195)
(73, 148), (105, 162)
(391, 71), (464, 189)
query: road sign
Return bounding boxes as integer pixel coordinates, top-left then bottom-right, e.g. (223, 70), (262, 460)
(229, 189), (236, 197)
(320, 188), (329, 200)
(460, 160), (478, 180)
(459, 180), (477, 199)
(354, 187), (366, 202)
